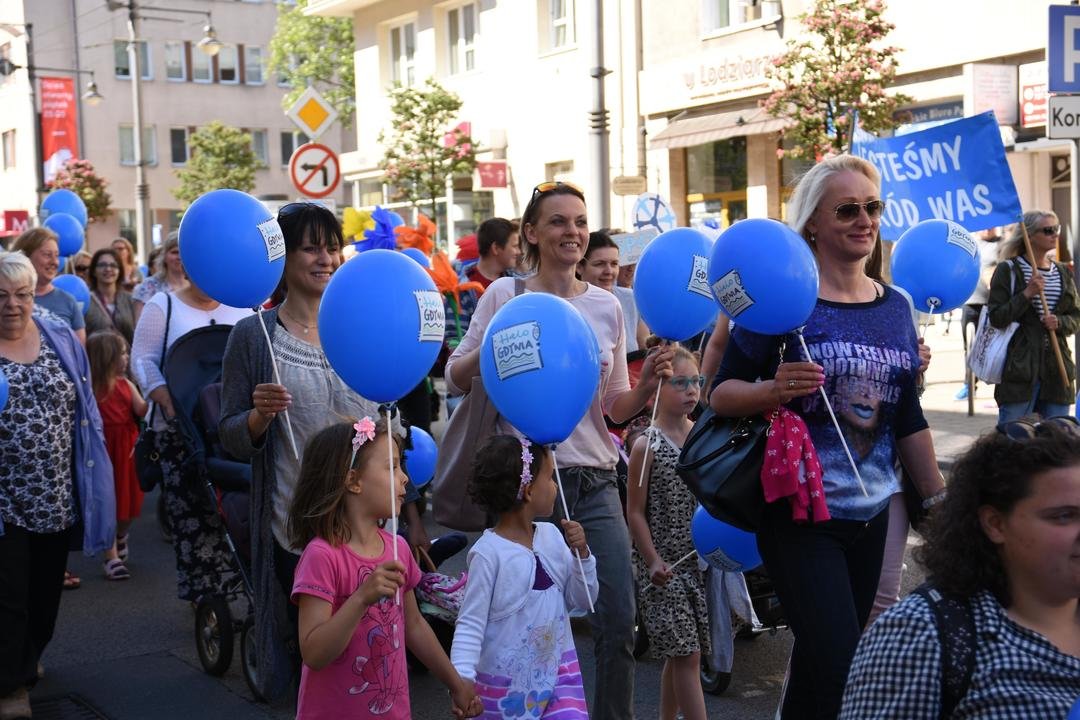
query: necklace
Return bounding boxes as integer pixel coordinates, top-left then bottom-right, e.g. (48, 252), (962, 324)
(280, 304), (317, 335)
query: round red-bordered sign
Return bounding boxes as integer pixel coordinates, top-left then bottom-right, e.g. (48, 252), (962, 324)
(289, 142), (341, 199)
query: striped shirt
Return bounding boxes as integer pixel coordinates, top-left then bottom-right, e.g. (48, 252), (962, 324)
(1015, 256), (1062, 317)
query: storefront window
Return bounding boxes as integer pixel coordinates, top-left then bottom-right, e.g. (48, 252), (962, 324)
(686, 137), (747, 195)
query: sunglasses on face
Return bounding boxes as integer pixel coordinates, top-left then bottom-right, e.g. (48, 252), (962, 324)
(996, 415), (1080, 441)
(531, 180), (585, 202)
(667, 375), (706, 391)
(74, 265), (89, 273)
(1035, 225), (1061, 237)
(833, 200), (886, 222)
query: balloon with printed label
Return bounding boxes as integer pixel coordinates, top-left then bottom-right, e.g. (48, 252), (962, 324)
(890, 219), (980, 314)
(691, 505), (762, 573)
(480, 293), (600, 445)
(320, 249), (445, 403)
(405, 427), (437, 488)
(43, 213), (84, 258)
(41, 189), (88, 228)
(53, 274), (90, 316)
(178, 189), (286, 309)
(708, 218), (819, 335)
(634, 227), (717, 341)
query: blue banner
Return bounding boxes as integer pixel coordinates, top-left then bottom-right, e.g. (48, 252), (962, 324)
(852, 111), (1022, 240)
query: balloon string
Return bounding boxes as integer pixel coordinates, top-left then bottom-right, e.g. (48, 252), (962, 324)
(550, 446), (595, 613)
(795, 331), (868, 498)
(387, 405), (399, 606)
(257, 306), (299, 461)
(637, 380), (664, 488)
(643, 550), (698, 593)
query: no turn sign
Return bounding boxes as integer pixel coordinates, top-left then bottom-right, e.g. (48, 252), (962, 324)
(289, 143), (341, 199)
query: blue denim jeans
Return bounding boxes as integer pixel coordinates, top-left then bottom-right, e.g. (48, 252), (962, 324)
(539, 465), (636, 720)
(997, 381), (1072, 424)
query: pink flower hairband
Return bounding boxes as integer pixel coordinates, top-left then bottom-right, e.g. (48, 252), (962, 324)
(349, 417), (377, 467)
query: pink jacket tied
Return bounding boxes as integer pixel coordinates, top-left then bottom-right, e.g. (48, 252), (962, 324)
(761, 408), (830, 523)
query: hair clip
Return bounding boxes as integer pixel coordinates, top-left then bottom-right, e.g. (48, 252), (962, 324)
(349, 417), (377, 467)
(516, 441), (534, 501)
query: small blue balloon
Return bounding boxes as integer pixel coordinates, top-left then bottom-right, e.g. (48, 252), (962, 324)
(405, 427), (438, 488)
(52, 274), (90, 316)
(1068, 696), (1080, 720)
(709, 219), (819, 335)
(633, 227), (718, 341)
(42, 213), (85, 257)
(320, 249), (444, 403)
(890, 219), (980, 314)
(480, 293), (600, 445)
(139, 264), (149, 278)
(691, 506), (762, 573)
(41, 189), (88, 228)
(179, 189), (285, 309)
(401, 248), (431, 269)
(0, 365), (8, 413)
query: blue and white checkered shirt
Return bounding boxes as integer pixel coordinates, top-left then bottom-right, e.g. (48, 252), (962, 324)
(840, 589), (1080, 719)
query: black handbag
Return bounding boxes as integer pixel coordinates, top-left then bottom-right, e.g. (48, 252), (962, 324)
(675, 407), (770, 533)
(135, 294), (171, 492)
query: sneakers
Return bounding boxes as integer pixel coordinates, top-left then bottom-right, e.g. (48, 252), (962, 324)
(954, 385), (969, 401)
(0, 687), (31, 720)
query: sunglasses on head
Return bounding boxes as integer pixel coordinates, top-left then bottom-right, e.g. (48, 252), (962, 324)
(833, 200), (886, 222)
(278, 201), (323, 218)
(996, 415), (1080, 441)
(1035, 225), (1061, 237)
(667, 375), (706, 391)
(531, 181), (585, 202)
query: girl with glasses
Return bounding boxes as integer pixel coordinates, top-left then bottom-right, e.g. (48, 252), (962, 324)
(987, 210), (1080, 423)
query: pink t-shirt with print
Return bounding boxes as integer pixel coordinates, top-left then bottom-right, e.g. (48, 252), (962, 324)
(292, 531), (422, 720)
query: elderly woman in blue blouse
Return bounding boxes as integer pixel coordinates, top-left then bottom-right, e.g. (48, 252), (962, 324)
(0, 251), (114, 720)
(840, 418), (1080, 719)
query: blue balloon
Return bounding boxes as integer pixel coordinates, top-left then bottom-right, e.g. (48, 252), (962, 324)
(479, 293), (600, 445)
(320, 249), (444, 403)
(890, 220), (980, 314)
(42, 213), (84, 257)
(401, 248), (431, 269)
(405, 427), (438, 488)
(0, 365), (8, 413)
(139, 264), (149, 278)
(41, 189), (88, 228)
(53, 274), (90, 316)
(708, 219), (819, 335)
(179, 189), (285, 309)
(691, 506), (762, 573)
(1069, 696), (1080, 720)
(633, 227), (718, 341)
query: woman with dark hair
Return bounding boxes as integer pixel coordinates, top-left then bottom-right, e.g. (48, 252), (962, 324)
(841, 418), (1080, 718)
(578, 230), (648, 352)
(85, 248), (137, 347)
(445, 182), (674, 720)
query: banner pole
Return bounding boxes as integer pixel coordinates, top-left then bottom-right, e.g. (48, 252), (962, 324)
(1020, 219), (1070, 390)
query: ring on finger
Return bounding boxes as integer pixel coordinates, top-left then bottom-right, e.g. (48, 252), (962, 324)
(787, 379), (797, 389)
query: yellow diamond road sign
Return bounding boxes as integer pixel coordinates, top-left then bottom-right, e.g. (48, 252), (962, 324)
(286, 86), (338, 140)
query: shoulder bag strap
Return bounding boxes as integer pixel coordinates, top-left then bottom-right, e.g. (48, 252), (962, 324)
(514, 277), (525, 297)
(150, 294), (172, 426)
(913, 584), (976, 719)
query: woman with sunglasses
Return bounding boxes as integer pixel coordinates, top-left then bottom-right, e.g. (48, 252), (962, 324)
(710, 155), (944, 719)
(64, 250), (92, 283)
(446, 181), (674, 720)
(986, 211), (1080, 423)
(841, 417), (1080, 718)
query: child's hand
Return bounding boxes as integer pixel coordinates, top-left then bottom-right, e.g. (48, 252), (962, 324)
(353, 560), (405, 606)
(649, 558), (673, 587)
(449, 678), (481, 718)
(561, 519), (590, 559)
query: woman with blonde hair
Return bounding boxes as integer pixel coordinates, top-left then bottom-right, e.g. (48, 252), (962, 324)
(110, 237), (143, 292)
(132, 232), (187, 324)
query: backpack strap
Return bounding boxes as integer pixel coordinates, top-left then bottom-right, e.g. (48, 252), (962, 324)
(912, 584), (976, 719)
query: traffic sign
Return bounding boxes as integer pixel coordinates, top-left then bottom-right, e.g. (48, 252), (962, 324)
(1048, 5), (1080, 94)
(1048, 95), (1080, 139)
(286, 86), (338, 139)
(289, 143), (341, 199)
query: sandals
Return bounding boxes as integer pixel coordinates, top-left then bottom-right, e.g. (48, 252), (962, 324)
(63, 570), (81, 590)
(103, 559), (131, 581)
(116, 533), (130, 562)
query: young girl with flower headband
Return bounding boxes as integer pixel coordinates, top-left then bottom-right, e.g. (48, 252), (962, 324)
(451, 435), (599, 719)
(288, 418), (480, 720)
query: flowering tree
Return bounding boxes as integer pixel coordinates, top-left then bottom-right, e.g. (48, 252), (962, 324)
(379, 79), (476, 228)
(47, 159), (111, 223)
(762, 0), (911, 160)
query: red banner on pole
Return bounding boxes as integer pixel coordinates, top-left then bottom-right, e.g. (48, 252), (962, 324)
(39, 76), (79, 184)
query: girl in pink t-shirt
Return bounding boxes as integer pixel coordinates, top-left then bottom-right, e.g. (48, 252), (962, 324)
(289, 417), (481, 720)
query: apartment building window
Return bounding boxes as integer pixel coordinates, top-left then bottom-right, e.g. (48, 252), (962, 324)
(389, 22), (416, 86)
(218, 45), (239, 83)
(170, 127), (189, 166)
(119, 125), (157, 166)
(164, 42), (187, 81)
(550, 0), (573, 48)
(702, 0), (781, 32)
(280, 130), (309, 165)
(114, 40), (152, 80)
(192, 48), (212, 83)
(118, 210), (136, 244)
(2, 130), (15, 170)
(250, 129), (269, 166)
(447, 3), (477, 75)
(244, 46), (264, 84)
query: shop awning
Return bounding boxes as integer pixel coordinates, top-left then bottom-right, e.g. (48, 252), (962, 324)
(649, 106), (788, 149)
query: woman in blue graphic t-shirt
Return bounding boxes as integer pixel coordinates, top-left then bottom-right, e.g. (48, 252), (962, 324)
(710, 154), (946, 720)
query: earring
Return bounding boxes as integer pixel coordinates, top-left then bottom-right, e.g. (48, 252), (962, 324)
(810, 233), (816, 244)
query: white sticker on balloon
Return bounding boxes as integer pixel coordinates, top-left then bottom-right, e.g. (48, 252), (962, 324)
(257, 218), (286, 262)
(414, 290), (445, 343)
(490, 321), (543, 381)
(945, 223), (977, 258)
(687, 254), (713, 299)
(711, 269), (754, 318)
(703, 547), (743, 573)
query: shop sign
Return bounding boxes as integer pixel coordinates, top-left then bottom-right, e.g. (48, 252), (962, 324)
(1048, 95), (1080, 139)
(475, 161), (507, 189)
(612, 176), (647, 196)
(963, 63), (1018, 126)
(639, 44), (780, 115)
(0, 209), (28, 236)
(1019, 61), (1048, 128)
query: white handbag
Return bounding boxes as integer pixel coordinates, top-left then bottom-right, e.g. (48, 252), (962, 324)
(966, 262), (1019, 384)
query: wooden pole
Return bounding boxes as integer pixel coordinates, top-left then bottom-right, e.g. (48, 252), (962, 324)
(1020, 221), (1070, 391)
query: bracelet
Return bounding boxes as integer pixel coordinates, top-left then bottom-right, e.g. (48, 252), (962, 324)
(922, 489), (947, 509)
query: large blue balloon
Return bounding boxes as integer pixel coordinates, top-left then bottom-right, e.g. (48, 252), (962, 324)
(405, 427), (437, 488)
(708, 219), (819, 335)
(179, 189), (285, 309)
(0, 365), (8, 414)
(41, 189), (88, 228)
(891, 219), (980, 314)
(42, 213), (84, 258)
(691, 506), (762, 573)
(320, 249), (444, 403)
(480, 293), (600, 445)
(1068, 696), (1080, 720)
(633, 227), (718, 341)
(52, 274), (90, 316)
(401, 248), (431, 269)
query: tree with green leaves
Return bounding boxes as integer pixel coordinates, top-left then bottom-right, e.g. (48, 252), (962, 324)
(762, 0), (911, 160)
(172, 121), (258, 208)
(268, 0), (355, 127)
(379, 79), (477, 228)
(48, 159), (111, 223)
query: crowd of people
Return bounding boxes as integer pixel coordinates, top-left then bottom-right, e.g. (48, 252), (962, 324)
(1, 155), (1079, 720)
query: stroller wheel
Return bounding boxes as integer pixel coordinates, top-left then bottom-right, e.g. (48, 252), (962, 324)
(700, 657), (732, 695)
(157, 493), (173, 543)
(240, 615), (265, 702)
(195, 596), (234, 676)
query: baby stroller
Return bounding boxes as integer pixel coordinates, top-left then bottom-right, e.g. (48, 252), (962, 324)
(162, 324), (261, 700)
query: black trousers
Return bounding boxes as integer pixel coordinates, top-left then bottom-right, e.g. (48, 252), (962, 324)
(0, 524), (71, 694)
(756, 502), (889, 720)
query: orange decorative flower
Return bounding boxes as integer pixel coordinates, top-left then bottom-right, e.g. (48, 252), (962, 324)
(429, 250), (485, 341)
(395, 213), (436, 256)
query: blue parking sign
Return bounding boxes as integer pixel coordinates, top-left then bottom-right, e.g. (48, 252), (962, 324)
(1049, 5), (1080, 93)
